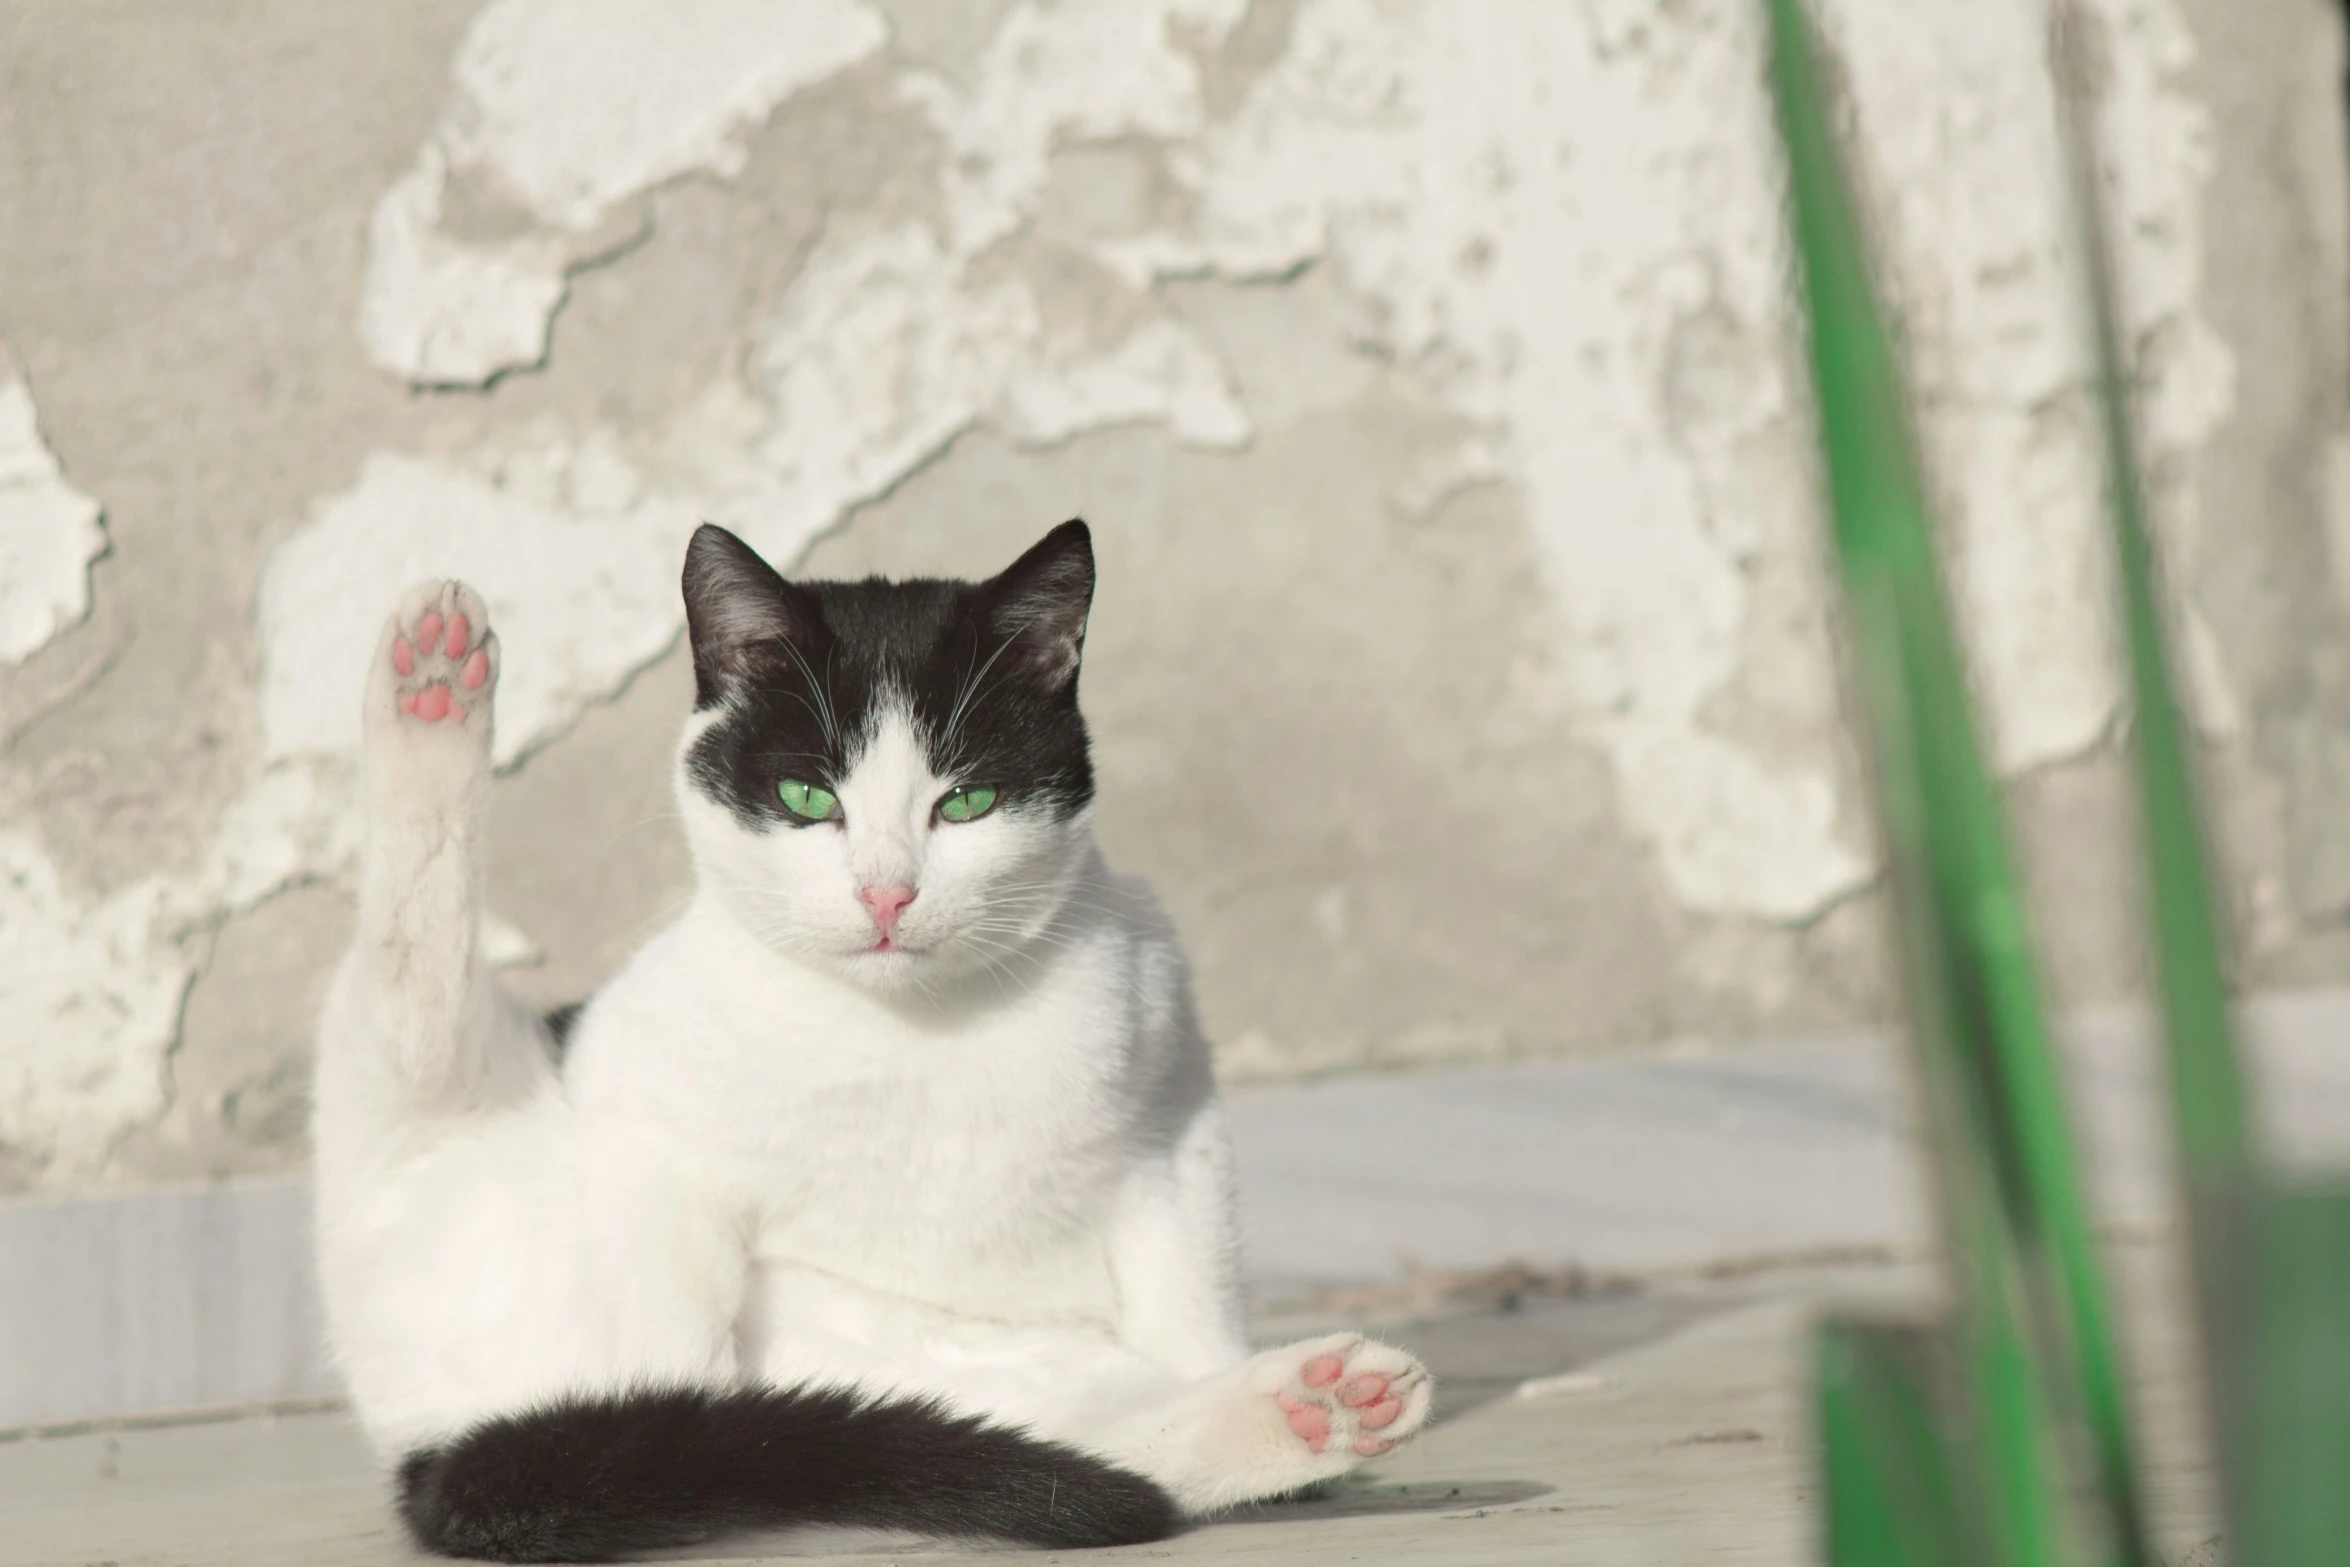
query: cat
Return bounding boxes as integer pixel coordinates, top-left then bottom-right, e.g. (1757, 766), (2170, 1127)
(310, 520), (1434, 1562)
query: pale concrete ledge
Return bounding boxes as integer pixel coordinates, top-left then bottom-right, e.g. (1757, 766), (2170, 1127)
(8, 988), (2350, 1433)
(2, 1246), (2229, 1567)
(0, 1176), (332, 1432)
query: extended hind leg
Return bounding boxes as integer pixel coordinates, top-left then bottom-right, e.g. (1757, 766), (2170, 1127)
(328, 581), (540, 1110)
(1073, 1334), (1434, 1515)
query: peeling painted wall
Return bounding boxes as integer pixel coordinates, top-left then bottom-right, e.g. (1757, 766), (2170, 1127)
(3, 0), (2348, 1196)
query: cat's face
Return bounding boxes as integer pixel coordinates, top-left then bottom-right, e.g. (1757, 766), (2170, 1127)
(674, 520), (1098, 996)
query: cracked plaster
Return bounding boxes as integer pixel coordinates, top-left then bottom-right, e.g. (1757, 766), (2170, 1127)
(1, 0), (2344, 1191)
(0, 365), (107, 668)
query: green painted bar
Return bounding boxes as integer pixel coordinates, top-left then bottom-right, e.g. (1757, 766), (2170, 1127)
(1766, 2), (2152, 1562)
(1817, 1318), (1973, 1567)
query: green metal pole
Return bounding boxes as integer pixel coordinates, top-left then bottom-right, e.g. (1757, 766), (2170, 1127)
(1767, 4), (2154, 1561)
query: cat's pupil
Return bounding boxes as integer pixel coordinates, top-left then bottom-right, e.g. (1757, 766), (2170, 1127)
(779, 778), (838, 821)
(939, 784), (997, 823)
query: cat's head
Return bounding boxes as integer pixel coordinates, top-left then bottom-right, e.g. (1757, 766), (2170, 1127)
(675, 520), (1098, 995)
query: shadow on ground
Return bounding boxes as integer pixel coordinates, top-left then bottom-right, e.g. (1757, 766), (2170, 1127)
(1217, 1477), (1555, 1525)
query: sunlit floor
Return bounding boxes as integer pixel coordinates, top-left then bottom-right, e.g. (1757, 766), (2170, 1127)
(5, 1244), (2232, 1567)
(15, 983), (2327, 1565)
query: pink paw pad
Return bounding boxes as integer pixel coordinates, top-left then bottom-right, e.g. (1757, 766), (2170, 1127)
(1338, 1373), (1390, 1409)
(417, 612), (444, 651)
(1359, 1397), (1404, 1431)
(444, 612), (470, 658)
(1353, 1436), (1395, 1457)
(461, 648), (490, 690)
(1300, 1355), (1346, 1389)
(1284, 1402), (1331, 1452)
(413, 684), (452, 722)
(392, 637), (415, 677)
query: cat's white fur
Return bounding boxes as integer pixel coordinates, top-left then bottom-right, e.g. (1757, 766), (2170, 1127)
(312, 580), (1431, 1523)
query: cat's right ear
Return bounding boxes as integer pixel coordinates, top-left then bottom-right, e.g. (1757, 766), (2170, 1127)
(683, 523), (823, 708)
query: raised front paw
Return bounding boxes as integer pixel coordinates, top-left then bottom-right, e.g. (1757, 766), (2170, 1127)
(1265, 1333), (1432, 1460)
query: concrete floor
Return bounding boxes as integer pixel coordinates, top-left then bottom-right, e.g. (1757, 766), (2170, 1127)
(0, 1282), (1822, 1567)
(16, 986), (2332, 1562)
(0, 1251), (2225, 1567)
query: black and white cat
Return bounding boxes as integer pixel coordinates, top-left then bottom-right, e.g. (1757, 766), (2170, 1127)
(310, 521), (1433, 1562)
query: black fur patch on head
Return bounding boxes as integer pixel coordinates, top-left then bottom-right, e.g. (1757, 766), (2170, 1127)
(681, 521), (1096, 828)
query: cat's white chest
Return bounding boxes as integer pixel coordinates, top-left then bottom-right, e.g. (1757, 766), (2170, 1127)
(574, 907), (1145, 1319)
(739, 1031), (1130, 1300)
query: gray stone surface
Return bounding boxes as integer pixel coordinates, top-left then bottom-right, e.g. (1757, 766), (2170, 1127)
(0, 1177), (331, 1431)
(0, 1295), (1802, 1567)
(0, 1249), (2230, 1567)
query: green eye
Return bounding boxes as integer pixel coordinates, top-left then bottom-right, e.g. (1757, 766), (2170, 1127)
(778, 779), (840, 821)
(937, 784), (998, 823)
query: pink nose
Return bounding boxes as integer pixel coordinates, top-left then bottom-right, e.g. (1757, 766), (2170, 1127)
(858, 883), (917, 941)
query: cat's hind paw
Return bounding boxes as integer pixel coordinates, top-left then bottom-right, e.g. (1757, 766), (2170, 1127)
(1265, 1334), (1432, 1460)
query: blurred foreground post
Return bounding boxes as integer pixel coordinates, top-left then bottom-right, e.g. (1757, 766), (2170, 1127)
(1768, 1), (2146, 1562)
(2048, 2), (2350, 1560)
(1769, 0), (2350, 1560)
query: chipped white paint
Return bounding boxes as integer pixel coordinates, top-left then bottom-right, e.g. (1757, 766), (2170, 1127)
(0, 762), (360, 1180)
(1102, 0), (1872, 920)
(0, 730), (541, 1182)
(358, 149), (572, 388)
(1828, 4), (2113, 776)
(1096, 0), (2223, 916)
(708, 222), (1244, 541)
(2, 0), (2270, 1183)
(1827, 0), (2227, 770)
(0, 833), (183, 1173)
(0, 372), (106, 667)
(2086, 0), (2240, 741)
(448, 0), (887, 233)
(360, 0), (887, 384)
(903, 0), (1244, 255)
(308, 218), (1245, 777)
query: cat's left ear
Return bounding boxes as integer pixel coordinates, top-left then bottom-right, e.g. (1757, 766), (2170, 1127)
(682, 522), (826, 708)
(984, 519), (1094, 687)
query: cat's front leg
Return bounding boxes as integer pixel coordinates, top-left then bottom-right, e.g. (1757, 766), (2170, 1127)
(1106, 1106), (1251, 1379)
(1096, 1110), (1435, 1513)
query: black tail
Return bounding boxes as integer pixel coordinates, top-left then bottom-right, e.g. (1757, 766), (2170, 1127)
(396, 1385), (1180, 1562)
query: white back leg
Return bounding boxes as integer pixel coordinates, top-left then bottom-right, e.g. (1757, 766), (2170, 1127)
(1074, 1333), (1435, 1516)
(325, 581), (541, 1114)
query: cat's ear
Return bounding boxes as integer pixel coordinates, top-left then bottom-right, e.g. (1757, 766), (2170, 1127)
(983, 519), (1094, 687)
(682, 523), (823, 707)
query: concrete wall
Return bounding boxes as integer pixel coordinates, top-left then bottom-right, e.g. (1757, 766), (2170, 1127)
(2, 0), (2348, 1197)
